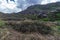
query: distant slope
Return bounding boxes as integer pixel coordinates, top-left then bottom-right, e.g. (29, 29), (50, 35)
(0, 2), (60, 19)
(18, 2), (60, 14)
(27, 2), (60, 10)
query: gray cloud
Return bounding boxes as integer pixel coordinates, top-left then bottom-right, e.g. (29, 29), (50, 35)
(0, 0), (60, 13)
(17, 0), (43, 10)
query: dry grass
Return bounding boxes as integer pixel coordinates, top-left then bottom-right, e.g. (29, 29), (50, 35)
(3, 29), (60, 40)
(0, 28), (10, 40)
(0, 20), (60, 40)
(5, 20), (53, 34)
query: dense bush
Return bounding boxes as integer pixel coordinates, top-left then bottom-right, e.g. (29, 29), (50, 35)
(48, 12), (60, 21)
(6, 21), (52, 34)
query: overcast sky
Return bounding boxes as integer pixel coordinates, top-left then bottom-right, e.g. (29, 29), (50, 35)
(0, 0), (60, 13)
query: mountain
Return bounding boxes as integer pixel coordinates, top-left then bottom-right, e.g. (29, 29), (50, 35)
(17, 2), (60, 14)
(27, 2), (60, 11)
(0, 2), (60, 20)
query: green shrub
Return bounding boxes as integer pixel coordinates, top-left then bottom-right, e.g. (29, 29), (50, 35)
(51, 25), (60, 34)
(48, 12), (60, 21)
(40, 18), (49, 21)
(0, 20), (5, 28)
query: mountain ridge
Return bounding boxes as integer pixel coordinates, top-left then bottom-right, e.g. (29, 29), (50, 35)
(0, 2), (60, 19)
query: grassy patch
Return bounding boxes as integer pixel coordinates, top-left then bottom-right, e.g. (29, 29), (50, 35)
(54, 26), (60, 33)
(0, 20), (5, 28)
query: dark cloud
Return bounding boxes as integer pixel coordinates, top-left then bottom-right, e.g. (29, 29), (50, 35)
(6, 0), (15, 3)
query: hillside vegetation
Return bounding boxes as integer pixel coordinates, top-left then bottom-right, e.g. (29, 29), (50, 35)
(0, 2), (60, 40)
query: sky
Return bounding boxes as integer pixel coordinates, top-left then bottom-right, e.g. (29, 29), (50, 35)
(0, 0), (60, 13)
